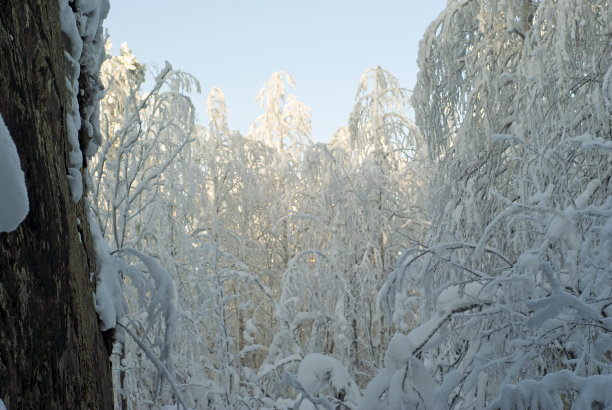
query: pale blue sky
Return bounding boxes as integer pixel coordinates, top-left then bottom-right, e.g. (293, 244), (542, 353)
(105, 1), (447, 141)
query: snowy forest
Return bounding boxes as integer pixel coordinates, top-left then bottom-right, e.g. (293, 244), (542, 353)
(1, 0), (612, 409)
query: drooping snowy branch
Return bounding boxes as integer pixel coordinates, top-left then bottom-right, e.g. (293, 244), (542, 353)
(118, 322), (188, 410)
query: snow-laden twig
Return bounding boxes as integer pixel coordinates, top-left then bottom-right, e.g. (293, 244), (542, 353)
(280, 372), (334, 410)
(118, 322), (188, 410)
(486, 370), (612, 410)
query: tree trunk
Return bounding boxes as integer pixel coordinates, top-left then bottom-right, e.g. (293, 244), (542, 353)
(0, 1), (113, 408)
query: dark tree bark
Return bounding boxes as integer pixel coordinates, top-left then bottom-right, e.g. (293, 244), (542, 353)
(0, 1), (113, 408)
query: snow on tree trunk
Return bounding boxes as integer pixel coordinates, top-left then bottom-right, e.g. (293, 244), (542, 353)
(0, 113), (29, 232)
(0, 0), (112, 407)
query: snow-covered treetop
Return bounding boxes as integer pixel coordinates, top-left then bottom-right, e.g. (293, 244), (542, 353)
(349, 65), (417, 165)
(249, 71), (312, 154)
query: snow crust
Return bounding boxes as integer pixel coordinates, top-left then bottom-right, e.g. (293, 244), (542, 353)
(0, 113), (29, 232)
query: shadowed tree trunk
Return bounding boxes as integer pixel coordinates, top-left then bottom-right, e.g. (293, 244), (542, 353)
(0, 1), (113, 408)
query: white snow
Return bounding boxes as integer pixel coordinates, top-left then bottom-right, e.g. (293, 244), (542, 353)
(436, 282), (483, 314)
(88, 206), (127, 331)
(526, 261), (601, 328)
(568, 133), (612, 153)
(258, 328), (302, 377)
(0, 113), (29, 233)
(487, 370), (612, 410)
(296, 353), (360, 405)
(59, 1), (83, 59)
(383, 333), (415, 370)
(59, 0), (110, 201)
(59, 0), (84, 202)
(360, 352), (438, 410)
(360, 282), (484, 409)
(243, 318), (259, 344)
(281, 371), (334, 410)
(434, 370), (463, 410)
(120, 247), (178, 381)
(67, 167), (83, 202)
(121, 247), (178, 341)
(261, 398), (296, 410)
(517, 252), (540, 275)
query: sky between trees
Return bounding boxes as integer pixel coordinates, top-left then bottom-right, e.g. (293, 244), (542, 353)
(104, 0), (447, 140)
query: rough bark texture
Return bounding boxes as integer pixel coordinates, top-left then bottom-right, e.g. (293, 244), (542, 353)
(0, 1), (113, 408)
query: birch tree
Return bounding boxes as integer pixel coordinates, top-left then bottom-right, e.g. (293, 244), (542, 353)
(89, 40), (200, 408)
(249, 71), (312, 155)
(262, 67), (422, 395)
